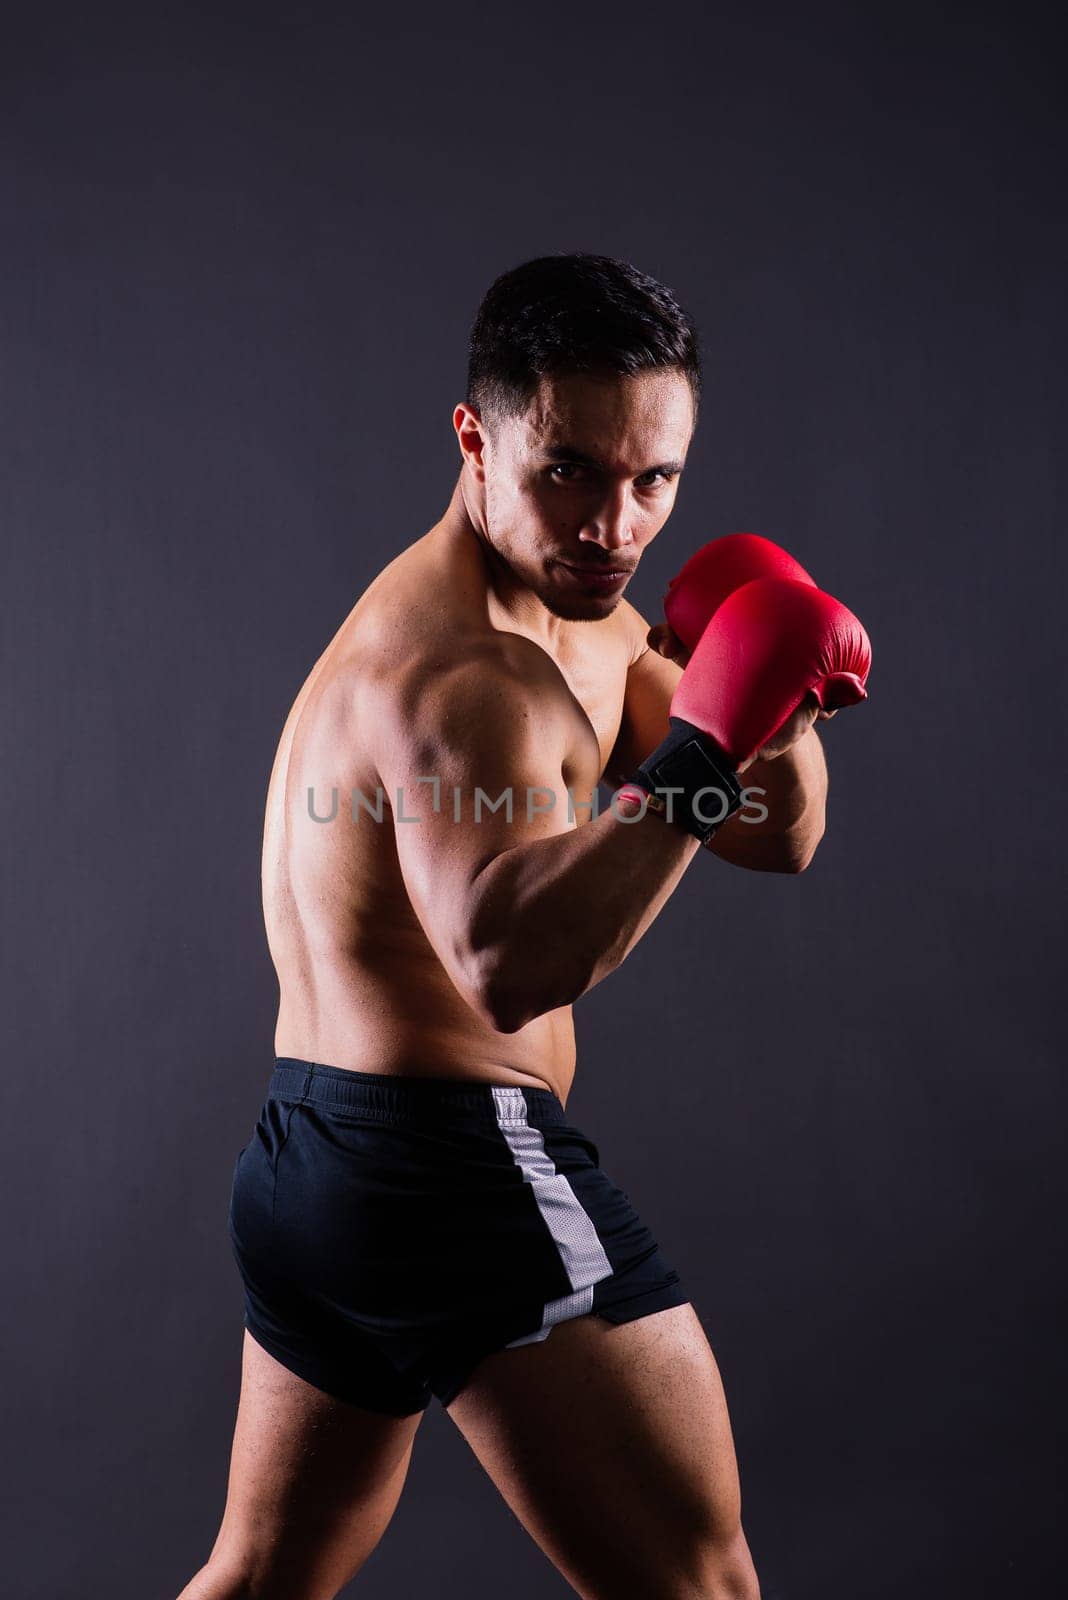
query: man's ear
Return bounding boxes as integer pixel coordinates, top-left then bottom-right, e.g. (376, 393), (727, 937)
(453, 402), (489, 479)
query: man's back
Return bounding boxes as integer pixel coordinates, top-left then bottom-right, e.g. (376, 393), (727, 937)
(261, 501), (638, 1101)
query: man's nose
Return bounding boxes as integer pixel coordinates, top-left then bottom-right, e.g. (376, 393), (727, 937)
(578, 485), (636, 551)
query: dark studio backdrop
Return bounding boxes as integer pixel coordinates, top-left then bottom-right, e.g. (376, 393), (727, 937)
(3, 5), (1064, 1597)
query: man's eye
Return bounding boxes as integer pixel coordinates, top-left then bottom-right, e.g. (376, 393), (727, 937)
(547, 464), (674, 487)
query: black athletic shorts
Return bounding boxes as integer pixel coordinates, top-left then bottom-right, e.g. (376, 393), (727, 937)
(228, 1058), (689, 1416)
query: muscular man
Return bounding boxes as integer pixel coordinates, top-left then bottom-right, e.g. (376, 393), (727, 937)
(180, 255), (856, 1600)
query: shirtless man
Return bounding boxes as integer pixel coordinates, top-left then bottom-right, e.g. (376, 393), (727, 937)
(180, 254), (862, 1600)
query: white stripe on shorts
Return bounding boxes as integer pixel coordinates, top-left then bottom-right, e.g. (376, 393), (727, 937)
(491, 1087), (613, 1348)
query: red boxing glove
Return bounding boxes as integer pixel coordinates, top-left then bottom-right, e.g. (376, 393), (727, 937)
(630, 577), (872, 842)
(664, 532), (817, 654)
(672, 577), (872, 767)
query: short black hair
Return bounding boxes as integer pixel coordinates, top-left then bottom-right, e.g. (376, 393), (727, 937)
(466, 253), (701, 433)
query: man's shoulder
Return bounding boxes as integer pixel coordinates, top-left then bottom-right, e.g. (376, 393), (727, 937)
(613, 596), (653, 668)
(347, 574), (551, 734)
(314, 535), (470, 683)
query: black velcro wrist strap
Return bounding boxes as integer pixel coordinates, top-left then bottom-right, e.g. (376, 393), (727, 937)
(630, 717), (743, 843)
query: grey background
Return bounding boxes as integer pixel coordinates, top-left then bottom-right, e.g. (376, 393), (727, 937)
(3, 5), (1064, 1597)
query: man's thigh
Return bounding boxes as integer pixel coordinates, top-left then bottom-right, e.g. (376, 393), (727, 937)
(200, 1330), (424, 1600)
(443, 1303), (759, 1600)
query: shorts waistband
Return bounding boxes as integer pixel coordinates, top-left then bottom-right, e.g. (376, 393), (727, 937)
(268, 1057), (568, 1127)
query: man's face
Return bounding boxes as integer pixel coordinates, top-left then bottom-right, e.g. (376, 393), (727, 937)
(480, 368), (695, 622)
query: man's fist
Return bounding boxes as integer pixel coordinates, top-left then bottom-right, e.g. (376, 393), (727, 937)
(628, 577), (872, 843)
(671, 577), (871, 769)
(662, 532), (817, 655)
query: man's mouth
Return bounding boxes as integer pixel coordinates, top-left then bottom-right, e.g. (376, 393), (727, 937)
(555, 559), (634, 587)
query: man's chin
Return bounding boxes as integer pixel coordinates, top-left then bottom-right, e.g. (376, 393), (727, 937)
(541, 589), (621, 622)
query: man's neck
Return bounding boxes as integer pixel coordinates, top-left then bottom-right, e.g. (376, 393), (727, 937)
(437, 473), (573, 651)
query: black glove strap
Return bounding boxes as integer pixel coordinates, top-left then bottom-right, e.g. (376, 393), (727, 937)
(630, 717), (743, 843)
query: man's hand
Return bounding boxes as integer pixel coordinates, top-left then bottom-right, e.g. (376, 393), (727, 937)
(646, 619), (690, 669)
(662, 531), (816, 654)
(745, 693), (836, 765)
(647, 620), (837, 768)
(649, 530), (849, 767)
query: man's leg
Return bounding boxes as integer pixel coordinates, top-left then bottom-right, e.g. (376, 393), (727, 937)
(444, 1303), (760, 1600)
(177, 1330), (424, 1600)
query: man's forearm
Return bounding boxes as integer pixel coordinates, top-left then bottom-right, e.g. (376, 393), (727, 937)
(711, 726), (828, 872)
(468, 800), (700, 1031)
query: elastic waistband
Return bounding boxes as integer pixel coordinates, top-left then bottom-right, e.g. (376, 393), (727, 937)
(268, 1057), (567, 1127)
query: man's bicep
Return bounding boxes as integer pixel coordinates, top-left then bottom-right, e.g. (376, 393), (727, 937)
(372, 662), (574, 1003)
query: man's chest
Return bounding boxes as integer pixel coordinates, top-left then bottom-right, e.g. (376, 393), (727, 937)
(555, 644), (631, 800)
